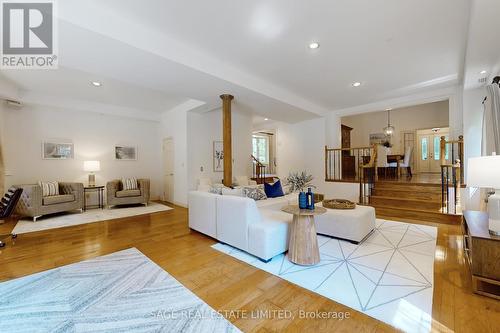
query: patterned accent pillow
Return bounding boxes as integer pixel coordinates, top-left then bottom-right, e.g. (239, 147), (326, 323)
(242, 186), (268, 201)
(122, 177), (138, 190)
(38, 181), (59, 197)
(208, 186), (223, 195)
(221, 187), (243, 197)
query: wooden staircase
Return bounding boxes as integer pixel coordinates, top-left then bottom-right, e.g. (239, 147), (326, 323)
(368, 181), (461, 224)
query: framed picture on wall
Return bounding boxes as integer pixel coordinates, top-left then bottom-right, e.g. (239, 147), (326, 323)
(213, 141), (223, 172)
(369, 133), (389, 146)
(42, 142), (74, 159)
(115, 145), (137, 160)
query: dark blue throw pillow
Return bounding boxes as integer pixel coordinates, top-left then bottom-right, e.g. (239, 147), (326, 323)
(264, 180), (285, 198)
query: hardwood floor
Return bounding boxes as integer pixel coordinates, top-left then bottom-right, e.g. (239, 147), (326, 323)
(0, 205), (498, 332)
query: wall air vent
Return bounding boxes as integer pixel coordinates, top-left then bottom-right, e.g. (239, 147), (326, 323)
(478, 77), (488, 84)
(4, 99), (22, 107)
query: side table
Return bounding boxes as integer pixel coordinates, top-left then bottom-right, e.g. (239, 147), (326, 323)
(83, 186), (105, 211)
(463, 211), (500, 299)
(281, 205), (327, 266)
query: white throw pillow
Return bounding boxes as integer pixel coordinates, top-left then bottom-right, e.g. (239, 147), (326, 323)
(221, 188), (243, 197)
(198, 177), (212, 187)
(282, 183), (293, 195)
(235, 176), (249, 186)
(197, 184), (211, 192)
(39, 181), (59, 197)
(122, 177), (138, 190)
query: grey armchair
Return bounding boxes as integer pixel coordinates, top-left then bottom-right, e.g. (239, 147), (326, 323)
(14, 182), (84, 221)
(106, 179), (150, 207)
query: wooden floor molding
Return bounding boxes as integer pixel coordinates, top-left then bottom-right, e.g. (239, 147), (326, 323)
(0, 206), (498, 332)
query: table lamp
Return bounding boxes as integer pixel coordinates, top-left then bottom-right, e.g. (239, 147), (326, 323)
(83, 160), (100, 187)
(467, 155), (500, 235)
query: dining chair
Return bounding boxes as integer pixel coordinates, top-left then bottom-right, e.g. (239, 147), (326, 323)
(389, 146), (413, 177)
(376, 144), (391, 179)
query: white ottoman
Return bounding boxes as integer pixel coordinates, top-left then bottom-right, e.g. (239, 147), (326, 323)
(314, 204), (376, 244)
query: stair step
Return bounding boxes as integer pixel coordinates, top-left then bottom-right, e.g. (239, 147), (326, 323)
(369, 196), (442, 211)
(369, 204), (461, 224)
(373, 183), (442, 193)
(371, 188), (442, 201)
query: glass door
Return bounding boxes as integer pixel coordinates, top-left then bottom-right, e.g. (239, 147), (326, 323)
(416, 128), (450, 173)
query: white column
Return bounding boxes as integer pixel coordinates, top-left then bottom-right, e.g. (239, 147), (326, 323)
(449, 86), (464, 139)
(325, 112), (341, 148)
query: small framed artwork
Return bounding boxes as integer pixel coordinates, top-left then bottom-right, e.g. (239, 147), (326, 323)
(213, 141), (223, 172)
(115, 145), (137, 160)
(369, 133), (389, 145)
(42, 142), (74, 159)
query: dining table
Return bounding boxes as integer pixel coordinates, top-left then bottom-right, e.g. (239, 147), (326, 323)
(387, 154), (405, 179)
(361, 153), (405, 179)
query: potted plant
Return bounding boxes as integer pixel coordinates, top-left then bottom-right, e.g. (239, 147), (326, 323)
(285, 171), (316, 209)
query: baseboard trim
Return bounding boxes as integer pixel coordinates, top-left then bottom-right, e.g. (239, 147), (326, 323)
(173, 201), (188, 208)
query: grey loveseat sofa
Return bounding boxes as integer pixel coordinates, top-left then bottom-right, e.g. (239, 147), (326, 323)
(106, 179), (150, 207)
(14, 182), (84, 221)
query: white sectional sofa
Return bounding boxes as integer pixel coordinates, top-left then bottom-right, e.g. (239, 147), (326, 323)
(188, 191), (296, 262)
(188, 190), (376, 262)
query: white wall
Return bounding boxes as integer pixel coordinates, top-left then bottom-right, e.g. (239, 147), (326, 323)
(460, 87), (487, 211)
(2, 104), (162, 199)
(341, 101), (449, 153)
(187, 107), (253, 190)
(0, 102), (6, 194)
(255, 116), (359, 202)
(462, 87), (486, 172)
(160, 107), (189, 206)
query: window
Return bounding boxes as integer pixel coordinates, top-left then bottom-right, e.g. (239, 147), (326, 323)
(421, 137), (428, 160)
(433, 137), (440, 161)
(252, 135), (269, 164)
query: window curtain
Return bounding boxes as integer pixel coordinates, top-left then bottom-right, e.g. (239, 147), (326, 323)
(482, 83), (500, 155)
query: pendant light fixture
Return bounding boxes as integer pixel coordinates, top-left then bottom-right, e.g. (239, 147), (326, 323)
(383, 109), (395, 136)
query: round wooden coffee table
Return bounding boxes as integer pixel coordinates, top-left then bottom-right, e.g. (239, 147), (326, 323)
(281, 205), (327, 266)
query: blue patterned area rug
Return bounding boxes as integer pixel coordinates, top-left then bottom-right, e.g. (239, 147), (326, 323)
(0, 248), (240, 333)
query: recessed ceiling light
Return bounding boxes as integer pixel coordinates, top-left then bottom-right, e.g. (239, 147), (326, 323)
(309, 42), (320, 49)
(264, 118), (269, 121)
(480, 70), (487, 74)
(91, 81), (102, 87)
(385, 108), (393, 111)
(352, 82), (361, 87)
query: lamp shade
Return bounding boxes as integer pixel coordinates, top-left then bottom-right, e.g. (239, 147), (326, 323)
(83, 160), (100, 172)
(467, 155), (500, 188)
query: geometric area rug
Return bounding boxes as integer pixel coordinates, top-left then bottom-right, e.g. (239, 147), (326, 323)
(0, 248), (241, 333)
(213, 219), (437, 333)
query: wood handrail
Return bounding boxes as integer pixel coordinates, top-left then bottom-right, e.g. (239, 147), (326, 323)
(325, 146), (373, 152)
(440, 135), (464, 166)
(441, 164), (461, 168)
(324, 144), (376, 183)
(251, 155), (264, 166)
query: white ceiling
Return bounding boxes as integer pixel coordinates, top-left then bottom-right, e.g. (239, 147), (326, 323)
(101, 0), (469, 110)
(1, 0), (491, 122)
(463, 0), (500, 90)
(0, 67), (187, 113)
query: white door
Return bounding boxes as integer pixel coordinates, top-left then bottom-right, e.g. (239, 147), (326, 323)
(162, 138), (174, 203)
(417, 128), (450, 173)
